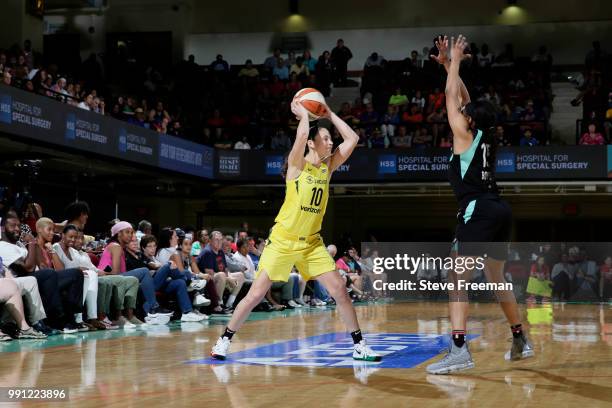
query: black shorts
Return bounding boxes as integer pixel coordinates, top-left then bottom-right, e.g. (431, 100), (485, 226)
(453, 197), (512, 260)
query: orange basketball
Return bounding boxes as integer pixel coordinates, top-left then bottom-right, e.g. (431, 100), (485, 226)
(293, 88), (328, 120)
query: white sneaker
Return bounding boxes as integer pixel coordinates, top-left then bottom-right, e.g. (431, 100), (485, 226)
(193, 310), (210, 319)
(193, 294), (211, 307)
(102, 317), (119, 330)
(189, 280), (207, 292)
(112, 316), (129, 328)
(181, 312), (207, 322)
(295, 298), (307, 306)
(145, 314), (171, 325)
(312, 298), (327, 306)
(123, 320), (136, 329)
(288, 299), (301, 308)
(211, 336), (231, 360)
(353, 340), (382, 362)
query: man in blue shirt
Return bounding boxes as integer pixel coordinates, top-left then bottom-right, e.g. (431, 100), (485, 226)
(197, 231), (244, 313)
(520, 128), (539, 146)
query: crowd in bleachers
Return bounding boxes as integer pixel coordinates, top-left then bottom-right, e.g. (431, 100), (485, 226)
(0, 200), (386, 341)
(573, 41), (612, 144)
(0, 37), (590, 150)
(2, 37), (611, 150)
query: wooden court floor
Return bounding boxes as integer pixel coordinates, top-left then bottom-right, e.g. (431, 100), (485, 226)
(1, 302), (611, 407)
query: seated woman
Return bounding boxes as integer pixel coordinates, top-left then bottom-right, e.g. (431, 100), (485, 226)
(98, 221), (173, 324)
(125, 232), (206, 323)
(178, 236), (211, 309)
(0, 278), (47, 340)
(52, 224), (105, 331)
(156, 228), (190, 281)
(30, 217), (84, 333)
(71, 229), (139, 329)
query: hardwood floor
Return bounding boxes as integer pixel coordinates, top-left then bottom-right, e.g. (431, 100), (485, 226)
(1, 302), (611, 407)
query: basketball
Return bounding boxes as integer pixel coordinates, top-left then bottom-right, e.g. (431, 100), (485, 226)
(293, 88), (329, 120)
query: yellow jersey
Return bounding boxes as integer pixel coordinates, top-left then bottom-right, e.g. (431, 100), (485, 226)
(274, 161), (330, 237)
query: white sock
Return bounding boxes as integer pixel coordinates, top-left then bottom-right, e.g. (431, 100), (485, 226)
(75, 313), (83, 324)
(227, 295), (237, 308)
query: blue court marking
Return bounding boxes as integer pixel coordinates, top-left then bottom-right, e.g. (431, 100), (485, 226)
(188, 332), (478, 369)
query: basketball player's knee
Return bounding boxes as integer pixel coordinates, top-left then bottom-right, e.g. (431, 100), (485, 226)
(334, 288), (351, 304)
(326, 279), (347, 300)
(246, 288), (266, 304)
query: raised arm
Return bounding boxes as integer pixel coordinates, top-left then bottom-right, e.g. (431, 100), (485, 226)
(444, 35), (473, 152)
(23, 241), (38, 273)
(329, 111), (359, 172)
(286, 100), (310, 179)
(431, 35), (471, 108)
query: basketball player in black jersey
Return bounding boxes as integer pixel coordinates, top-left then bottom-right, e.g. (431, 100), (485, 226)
(426, 35), (534, 374)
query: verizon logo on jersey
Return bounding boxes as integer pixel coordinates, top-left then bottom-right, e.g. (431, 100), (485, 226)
(300, 205), (322, 214)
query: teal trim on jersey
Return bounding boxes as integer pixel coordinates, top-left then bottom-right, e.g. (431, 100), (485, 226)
(463, 199), (477, 224)
(460, 129), (483, 179)
(451, 240), (458, 252)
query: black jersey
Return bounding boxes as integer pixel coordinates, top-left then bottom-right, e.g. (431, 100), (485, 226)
(448, 129), (499, 206)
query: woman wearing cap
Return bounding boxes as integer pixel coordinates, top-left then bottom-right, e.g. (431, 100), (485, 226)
(97, 221), (173, 324)
(71, 229), (139, 330)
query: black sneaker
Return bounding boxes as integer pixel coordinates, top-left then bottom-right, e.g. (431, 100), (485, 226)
(32, 322), (60, 336)
(281, 301), (294, 310)
(76, 322), (91, 332)
(211, 307), (233, 315)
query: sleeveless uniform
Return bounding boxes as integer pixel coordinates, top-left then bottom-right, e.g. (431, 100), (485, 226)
(448, 129), (512, 260)
(256, 161), (336, 281)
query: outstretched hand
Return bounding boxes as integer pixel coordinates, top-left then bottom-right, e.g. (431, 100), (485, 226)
(430, 35), (449, 66)
(450, 35), (471, 62)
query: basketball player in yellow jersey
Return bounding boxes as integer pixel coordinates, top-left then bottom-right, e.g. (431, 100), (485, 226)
(211, 100), (381, 362)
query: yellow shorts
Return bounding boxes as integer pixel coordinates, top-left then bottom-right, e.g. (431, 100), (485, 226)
(256, 230), (336, 282)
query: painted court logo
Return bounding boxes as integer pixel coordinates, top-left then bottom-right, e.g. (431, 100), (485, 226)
(189, 332), (477, 368)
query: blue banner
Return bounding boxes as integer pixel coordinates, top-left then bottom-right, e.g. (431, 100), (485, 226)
(1, 85), (608, 182)
(158, 134), (214, 178)
(0, 85), (212, 178)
